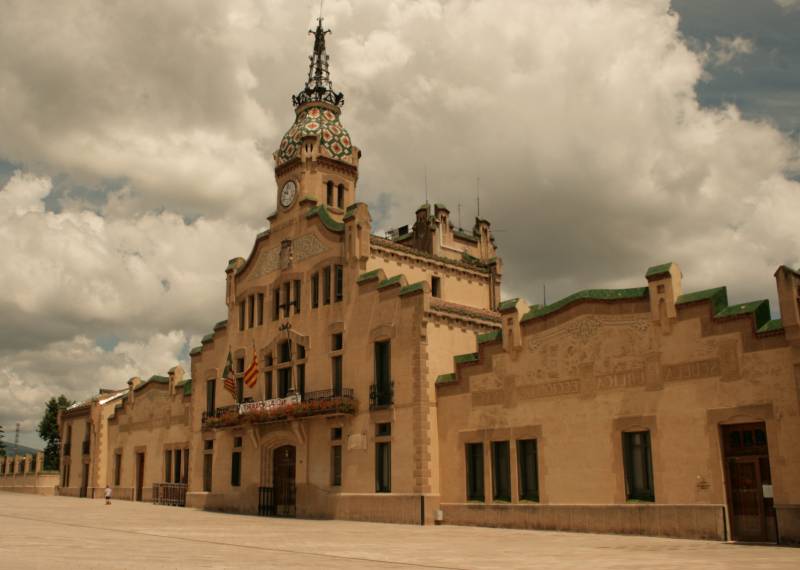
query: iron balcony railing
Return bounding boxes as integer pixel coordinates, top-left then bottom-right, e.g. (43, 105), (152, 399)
(369, 382), (394, 410)
(201, 404), (239, 425)
(152, 483), (187, 507)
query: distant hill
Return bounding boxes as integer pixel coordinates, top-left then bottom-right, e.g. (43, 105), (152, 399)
(3, 443), (41, 456)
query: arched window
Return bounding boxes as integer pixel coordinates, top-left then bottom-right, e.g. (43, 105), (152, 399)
(326, 181), (334, 206)
(337, 184), (344, 209)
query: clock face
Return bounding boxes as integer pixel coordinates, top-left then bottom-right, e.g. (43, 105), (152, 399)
(280, 180), (297, 208)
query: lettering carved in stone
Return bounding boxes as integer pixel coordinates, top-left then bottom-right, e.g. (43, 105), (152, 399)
(662, 359), (720, 382)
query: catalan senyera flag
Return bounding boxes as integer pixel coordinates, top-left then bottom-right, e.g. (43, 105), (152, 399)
(243, 351), (259, 388)
(222, 349), (236, 395)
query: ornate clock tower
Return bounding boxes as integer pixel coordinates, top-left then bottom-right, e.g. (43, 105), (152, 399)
(271, 18), (360, 221)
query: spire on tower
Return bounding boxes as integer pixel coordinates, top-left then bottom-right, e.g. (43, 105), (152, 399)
(292, 17), (344, 109)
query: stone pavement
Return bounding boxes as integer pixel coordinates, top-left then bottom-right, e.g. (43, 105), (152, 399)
(0, 493), (797, 569)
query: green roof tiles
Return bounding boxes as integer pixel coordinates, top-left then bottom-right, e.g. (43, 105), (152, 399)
(454, 352), (479, 365)
(435, 373), (457, 386)
(497, 298), (519, 312)
(377, 275), (404, 290)
(357, 269), (382, 283)
(645, 262), (673, 278)
(676, 287), (728, 314)
(716, 299), (772, 329)
(477, 330), (502, 344)
(305, 205), (344, 232)
(189, 346), (203, 356)
(181, 379), (192, 396)
(201, 333), (215, 344)
(522, 287), (649, 322)
(758, 319), (783, 333)
(213, 320), (227, 331)
(399, 281), (425, 296)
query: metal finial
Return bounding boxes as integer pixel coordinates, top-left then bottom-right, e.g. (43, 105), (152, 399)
(291, 11), (343, 109)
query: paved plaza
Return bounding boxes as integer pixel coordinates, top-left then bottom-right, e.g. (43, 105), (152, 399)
(0, 493), (797, 569)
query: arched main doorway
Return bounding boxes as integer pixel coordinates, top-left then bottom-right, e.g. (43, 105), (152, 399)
(272, 445), (296, 517)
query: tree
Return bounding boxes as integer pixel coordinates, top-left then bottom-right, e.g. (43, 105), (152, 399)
(0, 424), (5, 457)
(37, 395), (74, 471)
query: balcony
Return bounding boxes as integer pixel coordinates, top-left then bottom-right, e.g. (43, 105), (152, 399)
(202, 388), (356, 429)
(369, 382), (394, 410)
(63, 443), (71, 457)
(82, 440), (90, 455)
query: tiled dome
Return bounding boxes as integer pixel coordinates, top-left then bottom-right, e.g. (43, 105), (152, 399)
(275, 105), (354, 166)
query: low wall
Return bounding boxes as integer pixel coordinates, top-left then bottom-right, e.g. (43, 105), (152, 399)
(0, 473), (59, 496)
(440, 503), (727, 541)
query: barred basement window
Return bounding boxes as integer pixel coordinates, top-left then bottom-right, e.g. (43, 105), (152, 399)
(465, 442), (484, 501)
(491, 441), (511, 501)
(331, 445), (342, 486)
(623, 431), (654, 501)
(517, 439), (539, 502)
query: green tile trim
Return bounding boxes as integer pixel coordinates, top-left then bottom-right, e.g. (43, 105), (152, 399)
(201, 333), (215, 344)
(377, 275), (405, 290)
(435, 373), (457, 386)
(399, 281), (425, 296)
(645, 262), (673, 278)
(716, 299), (772, 329)
(522, 287), (649, 322)
(182, 379), (193, 396)
(497, 298), (519, 312)
(477, 330), (502, 344)
(305, 205), (345, 232)
(758, 319), (783, 333)
(189, 346), (203, 356)
(213, 320), (228, 331)
(357, 269), (382, 284)
(676, 287), (728, 314)
(454, 352), (479, 365)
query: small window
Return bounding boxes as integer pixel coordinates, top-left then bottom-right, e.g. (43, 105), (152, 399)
(282, 282), (291, 318)
(206, 379), (216, 415)
(334, 265), (344, 302)
(331, 427), (342, 441)
(326, 181), (334, 206)
(236, 357), (245, 373)
(248, 295), (255, 328)
(622, 431), (654, 501)
(491, 441), (511, 501)
(375, 442), (391, 493)
(235, 377), (244, 403)
(431, 276), (441, 298)
(517, 439), (539, 502)
(297, 344), (306, 360)
(376, 422), (391, 437)
(265, 371), (273, 400)
(272, 287), (280, 321)
(331, 445), (342, 486)
(323, 266), (332, 305)
(332, 355), (343, 395)
(231, 451), (241, 487)
(465, 443), (484, 501)
(278, 368), (291, 398)
(233, 437), (242, 448)
(257, 293), (264, 325)
(114, 453), (122, 486)
(204, 440), (214, 451)
(203, 454), (213, 492)
(337, 184), (345, 209)
(279, 341), (291, 363)
(332, 333), (343, 351)
(265, 354), (274, 368)
(294, 280), (302, 314)
(239, 301), (245, 331)
(311, 273), (319, 308)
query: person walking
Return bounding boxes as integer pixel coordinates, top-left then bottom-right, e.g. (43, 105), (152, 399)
(105, 484), (112, 505)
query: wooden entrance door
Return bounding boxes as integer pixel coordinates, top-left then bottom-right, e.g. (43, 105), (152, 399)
(721, 423), (775, 542)
(135, 452), (145, 502)
(272, 445), (296, 517)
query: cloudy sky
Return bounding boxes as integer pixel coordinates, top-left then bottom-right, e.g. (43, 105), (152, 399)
(1, 0), (798, 448)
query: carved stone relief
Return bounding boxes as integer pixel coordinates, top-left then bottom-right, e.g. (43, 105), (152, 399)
(252, 233), (327, 279)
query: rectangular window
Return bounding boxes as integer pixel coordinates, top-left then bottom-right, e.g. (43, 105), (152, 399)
(332, 332), (343, 351)
(465, 443), (484, 501)
(231, 451), (241, 487)
(374, 340), (391, 406)
(334, 265), (343, 302)
(257, 293), (264, 325)
(311, 273), (319, 308)
(432, 276), (441, 298)
(375, 442), (391, 493)
(248, 295), (255, 328)
(282, 282), (291, 318)
(174, 449), (182, 485)
(491, 441), (511, 501)
(331, 427), (342, 441)
(202, 453), (213, 492)
(206, 379), (216, 415)
(239, 301), (245, 331)
(279, 341), (291, 363)
(235, 377), (244, 403)
(265, 371), (273, 400)
(331, 446), (342, 486)
(294, 280), (302, 314)
(323, 266), (332, 305)
(114, 453), (122, 486)
(164, 450), (172, 483)
(376, 422), (391, 437)
(296, 364), (305, 397)
(517, 439), (539, 502)
(278, 368), (291, 398)
(332, 356), (342, 395)
(272, 287), (280, 320)
(623, 431), (654, 501)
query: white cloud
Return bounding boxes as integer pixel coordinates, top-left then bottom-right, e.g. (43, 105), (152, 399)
(702, 36), (755, 67)
(774, 0), (800, 10)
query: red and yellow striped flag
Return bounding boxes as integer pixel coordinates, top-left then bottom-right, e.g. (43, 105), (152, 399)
(243, 352), (259, 388)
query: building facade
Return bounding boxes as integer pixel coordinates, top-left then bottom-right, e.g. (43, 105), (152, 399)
(57, 20), (800, 544)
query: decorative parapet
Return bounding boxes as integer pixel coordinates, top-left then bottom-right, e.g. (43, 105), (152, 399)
(429, 299), (502, 325)
(454, 352), (479, 365)
(435, 373), (457, 386)
(399, 281), (426, 296)
(377, 275), (406, 291)
(201, 333), (215, 344)
(497, 298), (520, 313)
(357, 269), (383, 284)
(370, 235), (491, 275)
(522, 287), (649, 322)
(477, 330), (502, 344)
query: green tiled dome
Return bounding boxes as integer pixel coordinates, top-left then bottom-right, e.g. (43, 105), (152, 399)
(275, 105), (354, 166)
